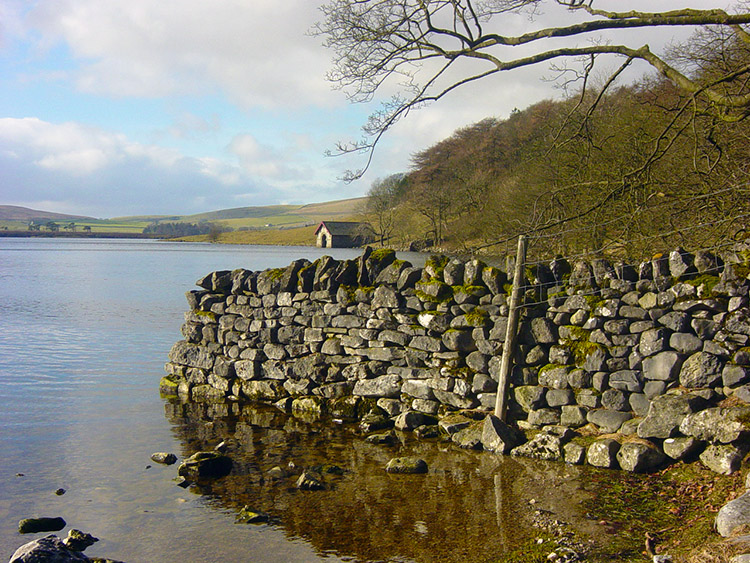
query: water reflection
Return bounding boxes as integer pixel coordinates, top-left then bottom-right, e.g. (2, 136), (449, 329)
(164, 400), (601, 563)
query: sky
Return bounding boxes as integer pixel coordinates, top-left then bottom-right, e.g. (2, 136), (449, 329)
(0, 0), (739, 218)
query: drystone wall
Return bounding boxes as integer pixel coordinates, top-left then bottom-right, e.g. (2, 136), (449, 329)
(163, 246), (750, 474)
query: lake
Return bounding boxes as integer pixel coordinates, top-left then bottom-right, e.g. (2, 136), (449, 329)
(0, 238), (599, 562)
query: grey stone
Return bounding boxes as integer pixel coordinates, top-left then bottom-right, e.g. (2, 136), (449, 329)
(549, 345), (572, 365)
(9, 535), (90, 563)
(538, 366), (570, 389)
(616, 441), (666, 472)
(395, 410), (433, 431)
(168, 341), (215, 370)
(609, 370), (643, 392)
(510, 432), (565, 461)
(513, 386), (546, 412)
(372, 285), (401, 309)
(663, 437), (703, 460)
(601, 388), (629, 411)
(725, 365), (750, 388)
(643, 380), (667, 399)
(700, 444), (744, 475)
(482, 415), (526, 454)
(438, 414), (472, 435)
(669, 248), (696, 279)
(670, 333), (704, 355)
(629, 393), (651, 417)
(560, 406), (588, 428)
(717, 492), (750, 537)
(442, 329), (476, 352)
(639, 328), (670, 357)
(657, 312), (690, 333)
(679, 352), (724, 388)
(433, 388), (479, 409)
(411, 398), (440, 415)
(528, 408), (561, 426)
(587, 409), (632, 433)
(545, 389), (575, 407)
(353, 375), (401, 399)
(726, 310), (750, 336)
(642, 352), (683, 382)
(451, 422), (485, 449)
(567, 369), (591, 389)
(576, 389), (601, 409)
(410, 335), (445, 353)
(563, 442), (587, 465)
(637, 393), (706, 439)
(586, 438), (621, 468)
(472, 373), (497, 393)
(402, 379), (436, 400)
(679, 406), (750, 443)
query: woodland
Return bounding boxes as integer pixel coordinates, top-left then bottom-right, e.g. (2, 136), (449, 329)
(314, 1), (750, 260)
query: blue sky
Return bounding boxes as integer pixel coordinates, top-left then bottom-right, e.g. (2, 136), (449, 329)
(0, 0), (734, 218)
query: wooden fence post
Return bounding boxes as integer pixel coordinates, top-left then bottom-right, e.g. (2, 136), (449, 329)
(494, 235), (527, 421)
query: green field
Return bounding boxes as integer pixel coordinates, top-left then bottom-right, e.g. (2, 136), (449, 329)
(0, 197), (366, 237)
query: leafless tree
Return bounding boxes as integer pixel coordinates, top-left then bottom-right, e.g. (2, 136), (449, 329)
(313, 1), (750, 179)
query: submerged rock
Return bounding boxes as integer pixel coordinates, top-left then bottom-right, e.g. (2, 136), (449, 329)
(296, 470), (325, 490)
(385, 457), (428, 474)
(18, 517), (66, 534)
(177, 451), (232, 481)
(236, 506), (270, 524)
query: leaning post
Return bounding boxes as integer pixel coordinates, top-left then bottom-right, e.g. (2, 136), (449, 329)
(494, 235), (527, 421)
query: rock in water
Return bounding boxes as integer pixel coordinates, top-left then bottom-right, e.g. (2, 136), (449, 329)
(236, 506), (270, 524)
(177, 451), (232, 481)
(385, 457), (428, 474)
(296, 470), (325, 490)
(18, 517), (66, 534)
(9, 535), (90, 562)
(150, 452), (177, 465)
(63, 530), (99, 552)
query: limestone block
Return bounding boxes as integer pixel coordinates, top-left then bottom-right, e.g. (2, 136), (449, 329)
(637, 393), (706, 439)
(616, 441), (666, 473)
(663, 437), (703, 460)
(679, 406), (750, 444)
(587, 409), (632, 433)
(679, 352), (723, 388)
(586, 438), (621, 468)
(700, 444), (743, 475)
(482, 415), (525, 454)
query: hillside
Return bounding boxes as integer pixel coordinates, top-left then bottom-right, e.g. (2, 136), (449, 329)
(0, 205), (93, 222)
(0, 197), (367, 237)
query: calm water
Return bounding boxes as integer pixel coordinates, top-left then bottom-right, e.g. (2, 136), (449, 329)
(0, 238), (599, 562)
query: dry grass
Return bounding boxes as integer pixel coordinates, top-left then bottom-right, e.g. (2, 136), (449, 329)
(684, 538), (749, 563)
(175, 225), (318, 246)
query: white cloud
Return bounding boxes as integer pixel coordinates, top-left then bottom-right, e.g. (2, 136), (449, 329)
(25, 0), (336, 108)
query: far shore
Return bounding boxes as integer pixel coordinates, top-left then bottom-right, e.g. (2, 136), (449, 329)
(0, 230), (166, 239)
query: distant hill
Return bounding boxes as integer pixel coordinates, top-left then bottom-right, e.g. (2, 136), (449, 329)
(0, 205), (94, 222)
(0, 197), (367, 234)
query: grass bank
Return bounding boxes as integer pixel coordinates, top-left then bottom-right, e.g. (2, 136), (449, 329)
(498, 460), (748, 562)
(172, 225), (317, 246)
